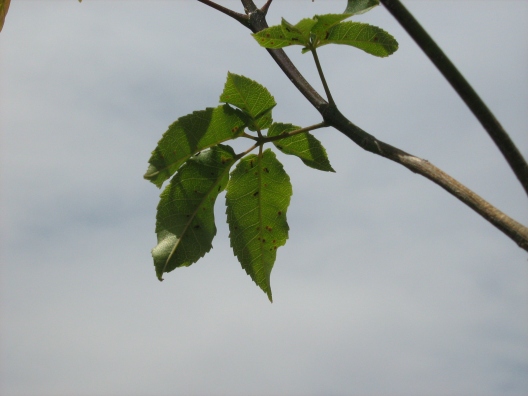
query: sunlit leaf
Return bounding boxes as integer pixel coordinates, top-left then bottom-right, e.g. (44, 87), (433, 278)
(311, 13), (352, 40)
(226, 149), (292, 302)
(153, 145), (236, 280)
(144, 104), (246, 188)
(344, 0), (380, 15)
(267, 123), (335, 172)
(320, 21), (398, 57)
(219, 72), (276, 130)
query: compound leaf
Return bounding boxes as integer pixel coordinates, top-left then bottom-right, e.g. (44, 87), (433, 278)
(144, 104), (246, 188)
(344, 0), (380, 15)
(219, 72), (276, 130)
(226, 149), (292, 302)
(321, 21), (398, 57)
(153, 145), (236, 280)
(268, 123), (335, 172)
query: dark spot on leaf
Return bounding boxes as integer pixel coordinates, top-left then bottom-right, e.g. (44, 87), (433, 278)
(262, 239), (266, 243)
(272, 240), (276, 243)
(194, 225), (200, 229)
(274, 246), (277, 250)
(253, 191), (259, 197)
(276, 145), (283, 150)
(195, 151), (201, 156)
(263, 167), (269, 173)
(232, 126), (239, 133)
(278, 211), (282, 216)
(292, 37), (299, 41)
(266, 33), (270, 38)
(250, 160), (254, 168)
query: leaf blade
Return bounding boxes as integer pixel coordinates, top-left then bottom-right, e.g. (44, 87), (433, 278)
(268, 123), (335, 172)
(344, 0), (380, 15)
(144, 104), (246, 188)
(226, 149), (292, 302)
(153, 145), (236, 280)
(321, 21), (398, 57)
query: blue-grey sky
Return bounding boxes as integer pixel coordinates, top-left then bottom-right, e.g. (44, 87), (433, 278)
(1, 1), (527, 395)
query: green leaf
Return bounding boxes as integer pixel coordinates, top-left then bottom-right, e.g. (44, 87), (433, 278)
(344, 0), (380, 15)
(320, 21), (398, 57)
(267, 123), (335, 172)
(153, 145), (236, 281)
(281, 17), (317, 42)
(220, 72), (276, 119)
(144, 104), (246, 188)
(226, 149), (292, 302)
(252, 25), (300, 50)
(310, 14), (352, 40)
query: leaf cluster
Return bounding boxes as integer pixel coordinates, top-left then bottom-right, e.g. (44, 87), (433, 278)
(145, 73), (334, 301)
(252, 2), (397, 57)
(145, 4), (399, 302)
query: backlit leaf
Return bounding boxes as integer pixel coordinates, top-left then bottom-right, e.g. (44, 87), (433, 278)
(321, 21), (398, 57)
(344, 0), (380, 15)
(153, 145), (236, 280)
(220, 72), (276, 121)
(267, 123), (335, 172)
(226, 149), (292, 302)
(144, 104), (246, 188)
(310, 14), (352, 40)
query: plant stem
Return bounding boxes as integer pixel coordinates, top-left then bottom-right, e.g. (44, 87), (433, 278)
(197, 0), (248, 26)
(380, 0), (528, 198)
(259, 122), (328, 144)
(311, 47), (335, 106)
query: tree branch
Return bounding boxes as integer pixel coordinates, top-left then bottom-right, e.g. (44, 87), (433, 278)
(380, 0), (528, 198)
(196, 0), (528, 251)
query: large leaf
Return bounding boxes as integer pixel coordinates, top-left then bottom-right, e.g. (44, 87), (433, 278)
(0, 0), (11, 32)
(144, 104), (246, 188)
(321, 21), (398, 57)
(219, 72), (276, 130)
(226, 149), (292, 302)
(153, 145), (236, 280)
(344, 0), (380, 15)
(267, 123), (335, 172)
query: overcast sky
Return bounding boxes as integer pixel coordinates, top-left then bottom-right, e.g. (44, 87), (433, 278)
(1, 1), (527, 395)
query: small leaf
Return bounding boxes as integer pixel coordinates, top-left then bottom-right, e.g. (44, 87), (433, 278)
(226, 149), (292, 302)
(220, 72), (276, 120)
(321, 21), (398, 57)
(0, 0), (11, 32)
(344, 0), (380, 15)
(267, 123), (335, 172)
(153, 145), (236, 280)
(144, 104), (246, 188)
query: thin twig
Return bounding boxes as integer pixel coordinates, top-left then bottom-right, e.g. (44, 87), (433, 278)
(380, 0), (528, 198)
(196, 0), (248, 25)
(311, 47), (335, 106)
(259, 122), (328, 144)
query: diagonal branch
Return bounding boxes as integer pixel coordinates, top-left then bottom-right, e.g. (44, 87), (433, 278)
(196, 0), (528, 251)
(380, 0), (528, 198)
